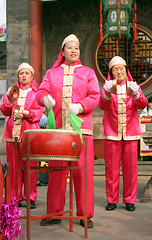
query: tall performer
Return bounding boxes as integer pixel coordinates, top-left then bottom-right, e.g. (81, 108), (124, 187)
(36, 34), (100, 228)
(98, 56), (148, 211)
(0, 63), (44, 209)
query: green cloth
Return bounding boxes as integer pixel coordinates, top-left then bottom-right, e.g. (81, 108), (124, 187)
(69, 113), (84, 142)
(46, 108), (83, 142)
(46, 107), (56, 129)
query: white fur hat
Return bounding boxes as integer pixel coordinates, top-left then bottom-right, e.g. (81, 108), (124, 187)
(61, 34), (79, 49)
(109, 56), (126, 70)
(17, 63), (34, 75)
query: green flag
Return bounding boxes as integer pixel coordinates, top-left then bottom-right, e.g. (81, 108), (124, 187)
(69, 113), (83, 142)
(46, 107), (83, 142)
(47, 107), (56, 129)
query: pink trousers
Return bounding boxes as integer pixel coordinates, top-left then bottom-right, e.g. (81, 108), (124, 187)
(47, 135), (94, 218)
(6, 142), (38, 202)
(104, 139), (138, 204)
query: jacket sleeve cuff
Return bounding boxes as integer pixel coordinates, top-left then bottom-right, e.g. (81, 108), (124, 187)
(104, 93), (111, 100)
(133, 92), (140, 100)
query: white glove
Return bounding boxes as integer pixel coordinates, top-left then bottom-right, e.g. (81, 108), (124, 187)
(43, 95), (55, 110)
(69, 103), (83, 115)
(130, 81), (139, 95)
(104, 80), (113, 93)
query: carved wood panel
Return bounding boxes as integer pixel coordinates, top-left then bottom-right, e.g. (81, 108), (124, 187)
(95, 26), (152, 86)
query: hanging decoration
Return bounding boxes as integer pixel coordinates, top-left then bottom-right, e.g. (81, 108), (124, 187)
(100, 0), (137, 45)
(100, 2), (103, 45)
(133, 0), (137, 43)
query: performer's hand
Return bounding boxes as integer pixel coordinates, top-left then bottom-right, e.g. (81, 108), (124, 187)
(7, 87), (13, 105)
(130, 81), (139, 95)
(43, 95), (56, 110)
(13, 110), (23, 121)
(69, 103), (83, 115)
(22, 110), (29, 118)
(104, 80), (113, 93)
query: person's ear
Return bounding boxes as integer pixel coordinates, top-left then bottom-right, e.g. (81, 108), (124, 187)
(62, 51), (65, 57)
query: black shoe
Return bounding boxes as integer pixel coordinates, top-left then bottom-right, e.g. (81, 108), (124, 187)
(18, 201), (22, 207)
(125, 203), (135, 211)
(37, 179), (42, 186)
(40, 218), (62, 226)
(105, 203), (117, 211)
(23, 200), (36, 209)
(30, 201), (36, 209)
(80, 218), (94, 228)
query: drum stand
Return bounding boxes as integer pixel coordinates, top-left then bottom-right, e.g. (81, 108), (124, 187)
(15, 137), (88, 239)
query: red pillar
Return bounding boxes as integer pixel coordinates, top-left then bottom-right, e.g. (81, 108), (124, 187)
(30, 0), (42, 87)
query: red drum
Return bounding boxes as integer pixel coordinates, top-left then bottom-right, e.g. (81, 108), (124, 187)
(20, 129), (82, 161)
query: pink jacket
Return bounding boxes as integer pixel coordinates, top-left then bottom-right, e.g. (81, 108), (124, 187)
(36, 61), (100, 135)
(98, 80), (148, 140)
(0, 78), (44, 141)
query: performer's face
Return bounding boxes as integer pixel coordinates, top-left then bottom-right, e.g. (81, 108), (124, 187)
(18, 69), (33, 87)
(62, 41), (80, 65)
(112, 64), (127, 83)
(148, 102), (152, 109)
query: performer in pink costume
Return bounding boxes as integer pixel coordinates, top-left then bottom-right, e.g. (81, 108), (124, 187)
(36, 34), (100, 228)
(0, 63), (43, 209)
(98, 56), (148, 211)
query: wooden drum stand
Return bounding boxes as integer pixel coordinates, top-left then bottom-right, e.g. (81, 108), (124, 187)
(15, 129), (88, 239)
